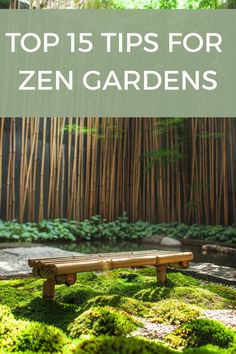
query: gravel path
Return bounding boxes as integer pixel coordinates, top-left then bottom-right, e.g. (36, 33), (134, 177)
(132, 317), (176, 339)
(132, 310), (236, 340)
(174, 263), (236, 285)
(0, 247), (83, 278)
(204, 310), (236, 329)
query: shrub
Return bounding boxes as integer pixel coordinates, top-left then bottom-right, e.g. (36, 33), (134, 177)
(1, 216), (236, 243)
(68, 306), (138, 337)
(166, 318), (236, 349)
(148, 299), (202, 325)
(0, 214), (156, 242)
(74, 336), (177, 354)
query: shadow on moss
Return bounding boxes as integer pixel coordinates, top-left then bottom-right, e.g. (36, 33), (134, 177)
(74, 336), (177, 354)
(13, 298), (79, 332)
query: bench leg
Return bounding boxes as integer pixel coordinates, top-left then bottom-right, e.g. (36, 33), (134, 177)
(43, 280), (56, 300)
(156, 265), (167, 283)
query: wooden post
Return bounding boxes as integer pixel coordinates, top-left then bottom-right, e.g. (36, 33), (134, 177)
(43, 280), (56, 300)
(156, 265), (167, 283)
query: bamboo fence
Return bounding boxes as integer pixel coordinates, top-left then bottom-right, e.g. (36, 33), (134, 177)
(0, 117), (235, 225)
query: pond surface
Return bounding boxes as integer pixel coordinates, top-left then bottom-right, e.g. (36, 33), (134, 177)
(50, 240), (236, 269)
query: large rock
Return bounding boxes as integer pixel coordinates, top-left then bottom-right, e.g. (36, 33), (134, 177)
(160, 237), (182, 247)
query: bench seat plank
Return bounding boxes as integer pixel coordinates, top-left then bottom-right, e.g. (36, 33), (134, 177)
(28, 250), (168, 267)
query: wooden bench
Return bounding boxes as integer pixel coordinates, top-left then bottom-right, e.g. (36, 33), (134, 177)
(28, 250), (193, 300)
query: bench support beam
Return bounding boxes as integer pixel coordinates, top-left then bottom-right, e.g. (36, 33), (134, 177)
(43, 280), (56, 300)
(156, 265), (167, 283)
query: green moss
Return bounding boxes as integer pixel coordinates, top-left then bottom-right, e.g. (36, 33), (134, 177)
(118, 272), (139, 281)
(97, 269), (153, 296)
(74, 336), (178, 354)
(76, 272), (99, 282)
(202, 284), (236, 301)
(0, 305), (21, 350)
(0, 305), (67, 353)
(0, 304), (14, 321)
(148, 299), (202, 325)
(134, 285), (170, 302)
(87, 294), (150, 316)
(14, 321), (68, 353)
(68, 306), (138, 337)
(56, 285), (100, 305)
(137, 267), (156, 277)
(13, 298), (80, 333)
(167, 273), (200, 287)
(183, 344), (235, 354)
(169, 286), (228, 309)
(166, 319), (236, 349)
(0, 279), (42, 309)
(0, 271), (235, 354)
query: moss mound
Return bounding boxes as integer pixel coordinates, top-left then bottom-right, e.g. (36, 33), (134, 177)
(56, 286), (99, 305)
(167, 273), (200, 287)
(74, 336), (177, 354)
(0, 305), (67, 353)
(68, 306), (138, 337)
(87, 294), (150, 316)
(1, 272), (235, 354)
(183, 344), (236, 354)
(14, 321), (67, 353)
(134, 285), (170, 302)
(0, 304), (14, 320)
(0, 305), (21, 350)
(148, 299), (202, 325)
(202, 283), (236, 301)
(169, 286), (228, 309)
(166, 318), (236, 349)
(13, 297), (79, 333)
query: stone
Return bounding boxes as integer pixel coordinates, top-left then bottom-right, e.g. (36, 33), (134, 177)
(144, 234), (165, 244)
(202, 244), (236, 255)
(160, 237), (182, 247)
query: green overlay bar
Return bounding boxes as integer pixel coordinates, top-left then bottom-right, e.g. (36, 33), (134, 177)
(0, 10), (235, 116)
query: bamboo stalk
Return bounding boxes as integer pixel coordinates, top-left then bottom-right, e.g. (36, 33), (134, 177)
(223, 119), (228, 225)
(22, 120), (37, 215)
(230, 119), (236, 222)
(55, 117), (65, 217)
(0, 118), (5, 214)
(6, 119), (13, 220)
(67, 117), (72, 218)
(47, 118), (57, 218)
(61, 146), (65, 218)
(11, 118), (16, 220)
(39, 118), (47, 221)
(32, 118), (39, 221)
